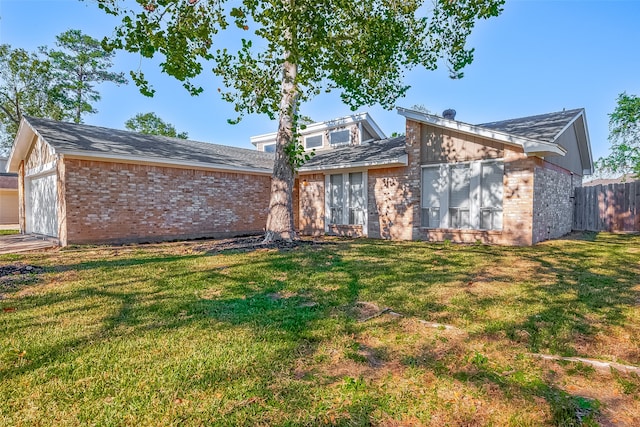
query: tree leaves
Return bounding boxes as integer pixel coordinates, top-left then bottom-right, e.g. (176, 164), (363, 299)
(43, 29), (128, 123)
(125, 112), (188, 138)
(596, 93), (640, 177)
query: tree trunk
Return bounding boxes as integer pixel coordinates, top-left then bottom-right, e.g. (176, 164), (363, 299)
(263, 58), (298, 243)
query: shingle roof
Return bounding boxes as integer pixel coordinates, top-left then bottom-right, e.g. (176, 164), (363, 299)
(300, 136), (407, 171)
(24, 116), (274, 172)
(478, 109), (583, 143)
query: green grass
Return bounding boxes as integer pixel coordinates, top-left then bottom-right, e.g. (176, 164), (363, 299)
(0, 229), (19, 235)
(1, 233), (639, 426)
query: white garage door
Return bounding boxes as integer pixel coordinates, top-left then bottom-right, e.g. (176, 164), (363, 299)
(27, 173), (58, 237)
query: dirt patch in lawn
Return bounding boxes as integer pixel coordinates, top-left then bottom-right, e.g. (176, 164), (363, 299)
(0, 263), (45, 288)
(193, 235), (336, 254)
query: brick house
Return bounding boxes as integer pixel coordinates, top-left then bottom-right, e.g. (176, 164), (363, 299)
(6, 107), (593, 246)
(6, 117), (274, 246)
(258, 108), (593, 245)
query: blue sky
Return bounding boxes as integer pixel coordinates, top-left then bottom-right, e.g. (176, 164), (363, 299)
(1, 0), (639, 166)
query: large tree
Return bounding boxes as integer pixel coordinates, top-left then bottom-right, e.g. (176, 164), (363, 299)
(0, 45), (65, 154)
(125, 112), (188, 138)
(597, 92), (640, 177)
(93, 0), (503, 242)
(42, 29), (128, 123)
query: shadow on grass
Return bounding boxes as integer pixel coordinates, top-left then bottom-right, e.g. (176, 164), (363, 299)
(1, 233), (638, 424)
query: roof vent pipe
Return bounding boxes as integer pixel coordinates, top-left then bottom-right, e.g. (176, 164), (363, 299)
(442, 109), (456, 120)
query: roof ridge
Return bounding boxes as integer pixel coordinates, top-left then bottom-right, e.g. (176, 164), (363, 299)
(23, 115), (272, 158)
(478, 108), (583, 127)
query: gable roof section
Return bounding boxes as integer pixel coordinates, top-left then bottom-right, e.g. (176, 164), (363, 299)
(478, 109), (583, 142)
(298, 136), (407, 172)
(397, 107), (594, 175)
(8, 116), (274, 174)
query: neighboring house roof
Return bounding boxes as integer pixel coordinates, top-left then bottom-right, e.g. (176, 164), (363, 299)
(584, 174), (639, 186)
(250, 112), (387, 146)
(299, 136), (408, 172)
(397, 107), (594, 175)
(8, 116), (274, 174)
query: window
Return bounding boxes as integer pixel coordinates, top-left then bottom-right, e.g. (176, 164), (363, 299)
(329, 129), (350, 145)
(327, 172), (366, 226)
(421, 167), (441, 228)
(263, 144), (276, 153)
(305, 135), (323, 149)
(480, 162), (504, 230)
(421, 160), (503, 230)
(448, 165), (471, 229)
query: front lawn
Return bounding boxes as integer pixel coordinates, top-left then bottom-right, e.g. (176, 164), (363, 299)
(1, 234), (639, 426)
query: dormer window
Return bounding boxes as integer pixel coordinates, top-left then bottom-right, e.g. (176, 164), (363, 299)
(263, 144), (276, 153)
(305, 135), (323, 149)
(329, 129), (350, 146)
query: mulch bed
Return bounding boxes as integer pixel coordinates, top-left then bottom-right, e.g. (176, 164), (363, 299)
(0, 263), (44, 290)
(193, 235), (335, 254)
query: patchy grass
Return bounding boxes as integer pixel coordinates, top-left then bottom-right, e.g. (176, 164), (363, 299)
(1, 233), (639, 426)
(0, 229), (19, 235)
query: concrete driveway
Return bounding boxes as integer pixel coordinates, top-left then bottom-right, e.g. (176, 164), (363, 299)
(0, 234), (57, 254)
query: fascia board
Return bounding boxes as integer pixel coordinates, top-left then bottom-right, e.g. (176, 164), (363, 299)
(397, 107), (567, 156)
(7, 119), (37, 173)
(250, 112), (386, 146)
(60, 149), (273, 176)
(298, 154), (408, 173)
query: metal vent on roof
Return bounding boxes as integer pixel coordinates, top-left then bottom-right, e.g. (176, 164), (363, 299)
(442, 109), (456, 120)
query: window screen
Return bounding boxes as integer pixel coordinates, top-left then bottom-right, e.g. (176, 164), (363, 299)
(449, 165), (470, 229)
(305, 135), (323, 149)
(480, 162), (504, 230)
(330, 129), (350, 145)
(349, 172), (365, 225)
(421, 167), (440, 228)
(329, 174), (344, 224)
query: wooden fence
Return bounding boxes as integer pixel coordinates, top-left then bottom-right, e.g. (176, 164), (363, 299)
(574, 182), (640, 232)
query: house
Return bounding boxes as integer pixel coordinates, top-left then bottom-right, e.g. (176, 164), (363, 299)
(251, 112), (387, 152)
(6, 107), (593, 246)
(6, 117), (274, 246)
(0, 156), (19, 225)
(286, 108), (592, 245)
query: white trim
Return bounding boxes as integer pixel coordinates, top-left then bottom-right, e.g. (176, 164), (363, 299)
(25, 161), (57, 178)
(421, 159), (504, 231)
(324, 170), (368, 236)
(299, 154), (408, 173)
(397, 107), (567, 157)
(58, 150), (273, 176)
(250, 112), (386, 146)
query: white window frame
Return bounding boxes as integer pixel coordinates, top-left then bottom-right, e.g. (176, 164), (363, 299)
(262, 143), (276, 153)
(325, 170), (368, 236)
(329, 129), (351, 146)
(304, 134), (323, 150)
(421, 159), (503, 231)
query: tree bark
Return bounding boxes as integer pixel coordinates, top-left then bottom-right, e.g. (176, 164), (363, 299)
(263, 57), (298, 243)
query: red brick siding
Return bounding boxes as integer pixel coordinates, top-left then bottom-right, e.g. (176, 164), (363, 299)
(63, 159), (271, 245)
(0, 175), (18, 189)
(298, 173), (325, 236)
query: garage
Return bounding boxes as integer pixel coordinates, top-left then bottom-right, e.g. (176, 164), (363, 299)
(26, 172), (58, 238)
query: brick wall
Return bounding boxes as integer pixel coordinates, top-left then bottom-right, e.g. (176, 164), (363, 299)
(0, 174), (18, 189)
(369, 120), (537, 245)
(62, 158), (271, 245)
(298, 174), (325, 236)
(532, 162), (581, 243)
